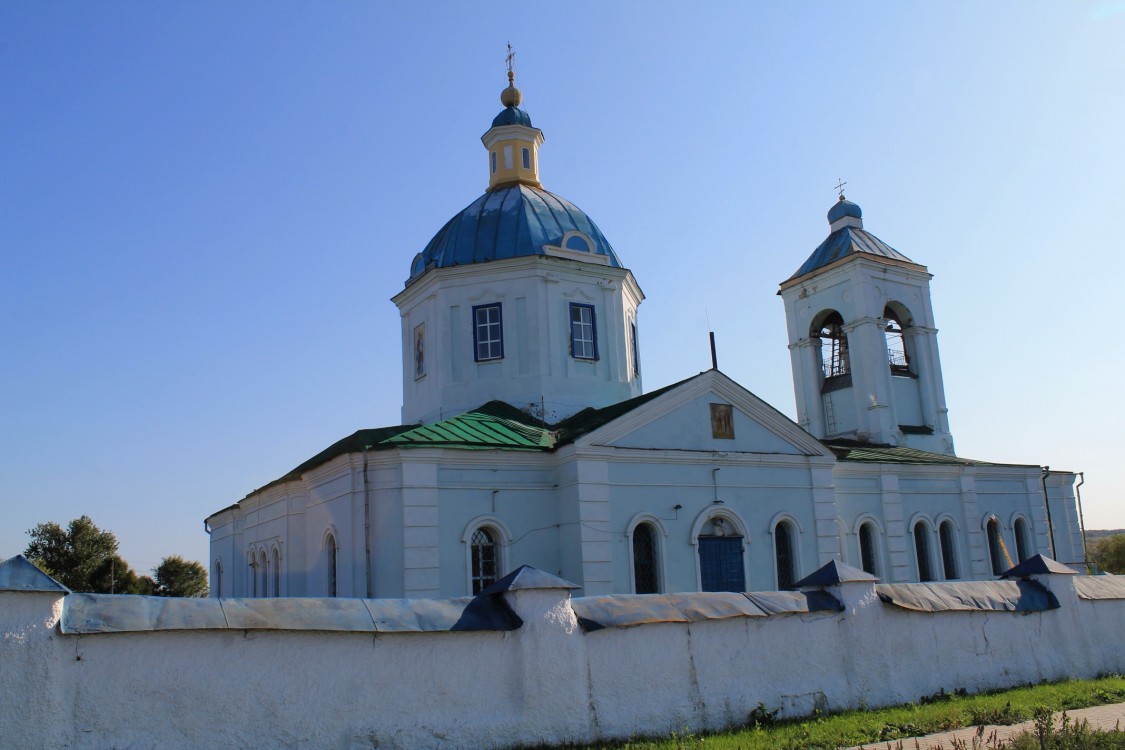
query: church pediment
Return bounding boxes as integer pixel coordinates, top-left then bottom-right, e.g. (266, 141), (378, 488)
(567, 370), (832, 457)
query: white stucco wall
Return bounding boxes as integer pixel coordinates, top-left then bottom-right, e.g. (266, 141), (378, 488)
(3, 571), (1124, 750)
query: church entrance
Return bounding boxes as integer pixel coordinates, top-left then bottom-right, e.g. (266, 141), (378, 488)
(698, 536), (745, 592)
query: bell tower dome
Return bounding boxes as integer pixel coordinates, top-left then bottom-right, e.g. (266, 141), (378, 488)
(778, 195), (954, 454)
(392, 66), (644, 425)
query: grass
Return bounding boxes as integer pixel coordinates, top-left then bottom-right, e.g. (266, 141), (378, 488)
(527, 675), (1125, 750)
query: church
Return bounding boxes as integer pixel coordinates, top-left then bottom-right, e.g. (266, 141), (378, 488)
(205, 70), (1083, 600)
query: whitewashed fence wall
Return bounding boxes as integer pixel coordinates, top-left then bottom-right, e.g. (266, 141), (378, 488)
(2, 571), (1123, 750)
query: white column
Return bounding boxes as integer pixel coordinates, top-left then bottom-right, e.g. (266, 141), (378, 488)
(790, 338), (824, 436)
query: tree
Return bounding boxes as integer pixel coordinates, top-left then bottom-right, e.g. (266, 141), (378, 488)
(153, 555), (209, 597)
(1091, 534), (1125, 575)
(24, 515), (146, 593)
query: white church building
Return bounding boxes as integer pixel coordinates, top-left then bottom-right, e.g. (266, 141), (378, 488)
(205, 72), (1084, 600)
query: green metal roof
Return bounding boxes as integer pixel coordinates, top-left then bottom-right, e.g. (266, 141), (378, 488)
(825, 440), (1037, 468)
(385, 402), (554, 451)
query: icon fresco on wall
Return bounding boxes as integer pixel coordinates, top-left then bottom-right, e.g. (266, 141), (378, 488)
(414, 323), (425, 380)
(710, 403), (734, 439)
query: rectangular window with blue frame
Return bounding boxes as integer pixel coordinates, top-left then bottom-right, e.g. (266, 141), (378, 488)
(569, 303), (597, 360)
(473, 303), (503, 361)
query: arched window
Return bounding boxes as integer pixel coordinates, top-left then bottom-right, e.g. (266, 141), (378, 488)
(986, 518), (1006, 576)
(914, 522), (935, 582)
(884, 306), (910, 373)
(325, 534), (338, 597)
(259, 549), (269, 597)
(858, 522), (879, 577)
(697, 515), (745, 592)
(1014, 518), (1032, 563)
(815, 311), (850, 380)
(939, 521), (959, 580)
(470, 527), (500, 595)
(213, 559), (222, 598)
(632, 522), (660, 594)
(249, 554), (258, 597)
(774, 520), (799, 590)
(272, 547), (281, 597)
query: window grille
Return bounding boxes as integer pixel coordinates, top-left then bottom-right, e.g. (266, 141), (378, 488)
(940, 521), (959, 579)
(859, 523), (878, 576)
(569, 303), (597, 360)
(775, 522), (797, 590)
(471, 528), (499, 595)
(816, 312), (850, 379)
(632, 523), (659, 594)
(884, 307), (910, 373)
(914, 523), (934, 581)
(473, 304), (503, 361)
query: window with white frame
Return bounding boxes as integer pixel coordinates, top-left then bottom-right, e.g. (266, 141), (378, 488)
(326, 534), (338, 597)
(632, 522), (660, 594)
(470, 527), (500, 595)
(272, 547), (281, 597)
(1014, 518), (1032, 563)
(259, 549), (269, 597)
(473, 303), (504, 361)
(939, 520), (959, 579)
(630, 320), (640, 376)
(986, 518), (1006, 575)
(569, 303), (597, 360)
(858, 522), (879, 577)
(914, 521), (935, 581)
(774, 520), (799, 590)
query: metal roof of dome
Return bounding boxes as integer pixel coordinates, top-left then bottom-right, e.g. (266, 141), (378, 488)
(789, 225), (916, 280)
(492, 106), (533, 127)
(827, 196), (862, 223)
(418, 184), (621, 270)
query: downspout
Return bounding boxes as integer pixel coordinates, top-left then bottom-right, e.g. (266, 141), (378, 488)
(363, 445), (373, 599)
(1041, 466), (1056, 560)
(1075, 472), (1089, 569)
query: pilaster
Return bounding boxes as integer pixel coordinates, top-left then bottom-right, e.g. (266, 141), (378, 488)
(878, 472), (911, 581)
(575, 458), (613, 595)
(400, 454), (441, 597)
(959, 469), (989, 579)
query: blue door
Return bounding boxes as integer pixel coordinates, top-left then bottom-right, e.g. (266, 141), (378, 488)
(699, 536), (745, 592)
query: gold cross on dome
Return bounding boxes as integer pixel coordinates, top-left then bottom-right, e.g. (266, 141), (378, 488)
(506, 43), (515, 75)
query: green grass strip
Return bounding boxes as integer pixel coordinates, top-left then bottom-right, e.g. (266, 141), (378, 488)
(528, 675), (1125, 750)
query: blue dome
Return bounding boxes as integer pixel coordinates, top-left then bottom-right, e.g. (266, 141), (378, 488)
(827, 197), (862, 223)
(418, 185), (621, 271)
(492, 107), (533, 127)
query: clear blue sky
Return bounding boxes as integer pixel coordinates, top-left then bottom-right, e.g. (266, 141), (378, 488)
(3, 2), (1123, 574)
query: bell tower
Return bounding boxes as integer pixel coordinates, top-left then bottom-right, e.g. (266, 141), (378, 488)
(778, 195), (954, 454)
